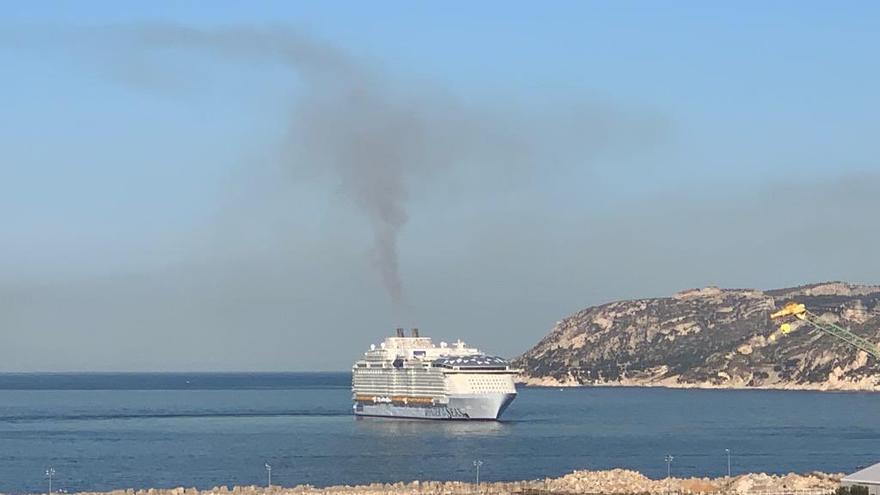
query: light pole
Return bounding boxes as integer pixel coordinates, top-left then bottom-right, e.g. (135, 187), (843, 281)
(46, 468), (56, 495)
(664, 455), (674, 480)
(473, 460), (483, 485)
(725, 449), (731, 478)
(265, 463), (272, 488)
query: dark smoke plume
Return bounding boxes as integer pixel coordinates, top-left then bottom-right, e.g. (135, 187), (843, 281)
(32, 24), (666, 309)
(108, 24), (451, 307)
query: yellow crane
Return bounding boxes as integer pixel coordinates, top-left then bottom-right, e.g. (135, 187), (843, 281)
(769, 302), (880, 359)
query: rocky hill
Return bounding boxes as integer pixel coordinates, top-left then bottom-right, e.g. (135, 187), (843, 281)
(514, 282), (880, 391)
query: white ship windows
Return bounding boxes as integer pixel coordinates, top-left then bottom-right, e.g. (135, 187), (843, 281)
(433, 355), (510, 370)
(465, 375), (514, 393)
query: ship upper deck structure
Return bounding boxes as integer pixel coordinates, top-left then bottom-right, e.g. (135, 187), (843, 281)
(351, 328), (518, 420)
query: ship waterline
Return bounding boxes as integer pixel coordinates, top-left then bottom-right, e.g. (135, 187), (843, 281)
(351, 329), (519, 420)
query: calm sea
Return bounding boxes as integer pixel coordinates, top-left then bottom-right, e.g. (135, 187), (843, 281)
(1, 373), (878, 494)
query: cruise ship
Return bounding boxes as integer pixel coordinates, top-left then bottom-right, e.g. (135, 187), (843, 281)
(351, 328), (519, 420)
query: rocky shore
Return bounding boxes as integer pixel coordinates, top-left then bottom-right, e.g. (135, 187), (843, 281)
(39, 469), (843, 495)
(514, 374), (879, 392)
(514, 282), (880, 391)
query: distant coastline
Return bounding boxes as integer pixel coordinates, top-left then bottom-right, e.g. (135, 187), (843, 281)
(0, 371), (351, 390)
(4, 371), (877, 393)
(516, 375), (880, 392)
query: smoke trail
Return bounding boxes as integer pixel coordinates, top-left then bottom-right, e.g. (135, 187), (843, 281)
(21, 24), (666, 309)
(105, 24), (426, 306)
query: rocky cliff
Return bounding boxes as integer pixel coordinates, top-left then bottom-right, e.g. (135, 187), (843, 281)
(514, 282), (880, 391)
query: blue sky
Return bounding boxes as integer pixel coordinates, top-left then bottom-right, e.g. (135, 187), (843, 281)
(1, 2), (878, 371)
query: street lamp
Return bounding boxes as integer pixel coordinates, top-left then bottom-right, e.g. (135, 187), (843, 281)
(46, 468), (56, 495)
(664, 455), (674, 480)
(473, 460), (483, 485)
(725, 449), (731, 478)
(265, 463), (272, 488)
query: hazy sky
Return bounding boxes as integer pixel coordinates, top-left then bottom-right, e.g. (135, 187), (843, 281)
(2, 2), (879, 371)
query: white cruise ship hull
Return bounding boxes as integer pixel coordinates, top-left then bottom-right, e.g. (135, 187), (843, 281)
(352, 332), (520, 420)
(354, 392), (516, 420)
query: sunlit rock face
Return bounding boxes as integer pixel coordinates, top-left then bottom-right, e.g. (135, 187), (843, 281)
(514, 282), (880, 391)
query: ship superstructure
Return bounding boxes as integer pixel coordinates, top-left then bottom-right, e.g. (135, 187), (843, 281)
(352, 328), (518, 420)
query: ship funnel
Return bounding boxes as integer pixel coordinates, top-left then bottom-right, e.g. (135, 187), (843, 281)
(411, 328), (420, 337)
(396, 327), (405, 338)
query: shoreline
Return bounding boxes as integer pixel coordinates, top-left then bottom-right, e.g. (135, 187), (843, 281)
(516, 376), (880, 392)
(16, 468), (844, 495)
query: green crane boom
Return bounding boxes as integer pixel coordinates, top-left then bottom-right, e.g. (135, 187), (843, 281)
(770, 302), (880, 359)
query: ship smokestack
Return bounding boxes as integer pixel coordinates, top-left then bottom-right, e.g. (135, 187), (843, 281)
(396, 327), (405, 338)
(411, 328), (419, 337)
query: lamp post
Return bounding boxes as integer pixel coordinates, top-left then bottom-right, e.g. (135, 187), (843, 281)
(664, 455), (674, 495)
(46, 468), (56, 495)
(725, 449), (731, 478)
(265, 463), (272, 488)
(473, 460), (483, 485)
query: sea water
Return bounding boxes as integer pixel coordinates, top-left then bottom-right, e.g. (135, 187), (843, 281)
(1, 373), (877, 494)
